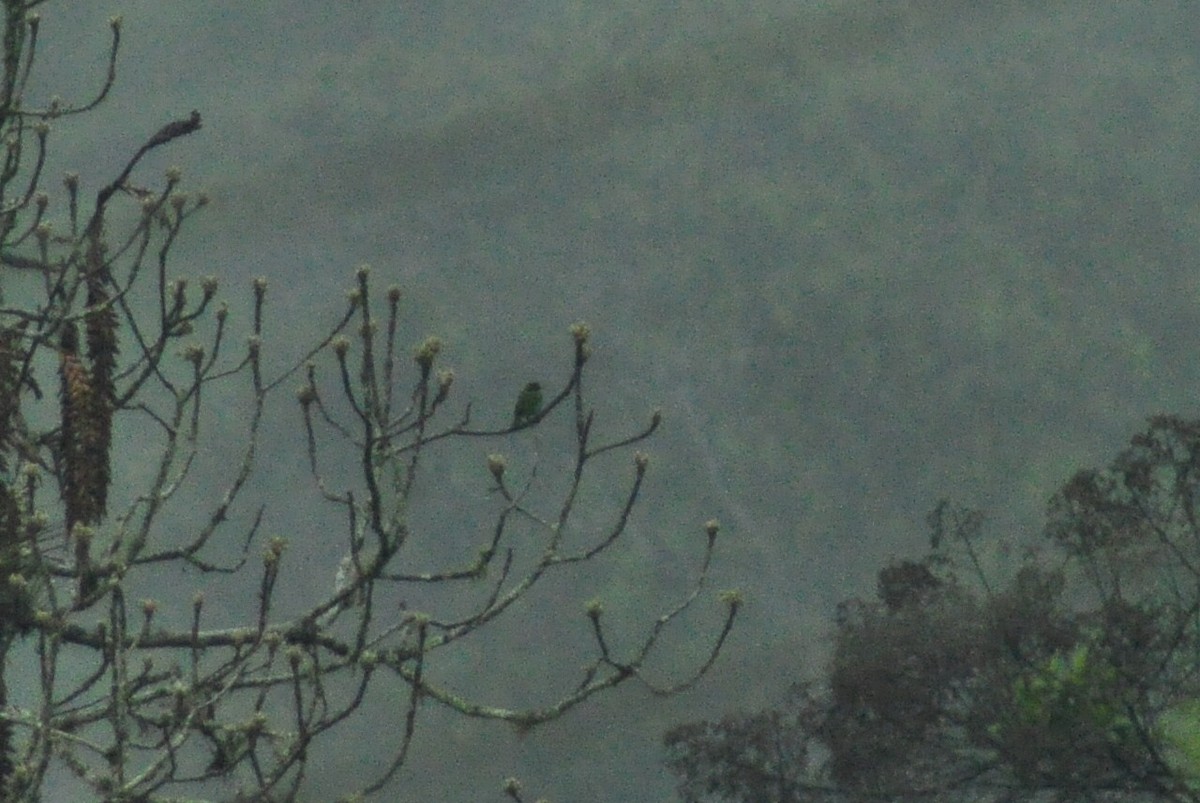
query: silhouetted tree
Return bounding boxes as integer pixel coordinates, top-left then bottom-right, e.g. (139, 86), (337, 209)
(663, 683), (830, 803)
(666, 416), (1200, 802)
(0, 4), (739, 800)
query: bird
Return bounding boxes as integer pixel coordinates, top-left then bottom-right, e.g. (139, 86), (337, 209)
(511, 381), (543, 428)
(317, 554), (364, 627)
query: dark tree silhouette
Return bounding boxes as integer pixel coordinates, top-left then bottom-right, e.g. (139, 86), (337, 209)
(666, 416), (1200, 802)
(0, 4), (739, 800)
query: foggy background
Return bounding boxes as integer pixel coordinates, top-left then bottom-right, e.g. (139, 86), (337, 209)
(22, 0), (1200, 799)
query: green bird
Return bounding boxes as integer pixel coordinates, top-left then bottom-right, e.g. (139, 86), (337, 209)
(512, 381), (543, 427)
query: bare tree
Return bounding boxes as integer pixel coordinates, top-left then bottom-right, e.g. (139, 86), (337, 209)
(0, 5), (739, 800)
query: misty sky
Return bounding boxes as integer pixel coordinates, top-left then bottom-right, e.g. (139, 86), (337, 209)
(26, 1), (1200, 799)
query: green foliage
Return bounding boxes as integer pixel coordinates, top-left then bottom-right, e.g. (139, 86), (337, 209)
(666, 416), (1200, 801)
(992, 643), (1134, 757)
(1159, 699), (1200, 785)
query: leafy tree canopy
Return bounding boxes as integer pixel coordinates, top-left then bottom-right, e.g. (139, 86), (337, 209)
(666, 415), (1200, 802)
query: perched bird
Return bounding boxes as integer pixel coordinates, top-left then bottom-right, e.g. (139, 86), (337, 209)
(317, 554), (364, 627)
(511, 381), (543, 427)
